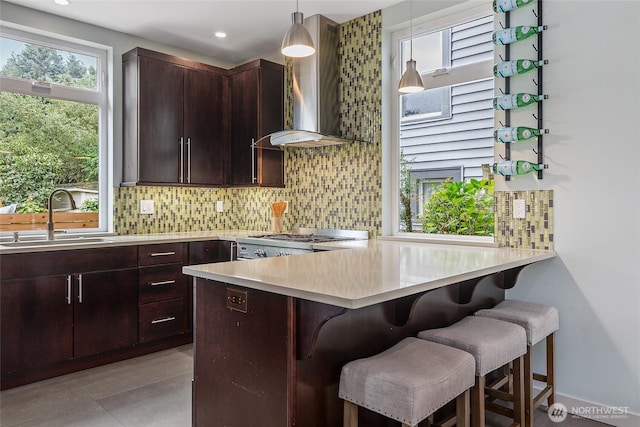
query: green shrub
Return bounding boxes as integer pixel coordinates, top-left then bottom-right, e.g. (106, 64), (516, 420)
(80, 198), (99, 212)
(419, 178), (494, 236)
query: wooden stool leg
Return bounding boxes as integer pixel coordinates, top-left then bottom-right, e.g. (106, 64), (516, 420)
(471, 376), (486, 427)
(512, 355), (525, 427)
(547, 333), (556, 407)
(523, 347), (534, 427)
(344, 400), (358, 427)
(457, 389), (471, 427)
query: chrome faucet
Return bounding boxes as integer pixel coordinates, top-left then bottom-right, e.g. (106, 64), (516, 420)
(47, 188), (77, 240)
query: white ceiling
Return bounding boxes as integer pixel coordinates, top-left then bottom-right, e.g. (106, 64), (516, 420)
(4, 0), (405, 64)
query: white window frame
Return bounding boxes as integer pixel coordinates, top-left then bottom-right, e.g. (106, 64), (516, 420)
(386, 2), (495, 244)
(0, 25), (112, 235)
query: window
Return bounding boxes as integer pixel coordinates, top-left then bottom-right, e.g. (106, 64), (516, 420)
(0, 27), (109, 234)
(392, 5), (495, 237)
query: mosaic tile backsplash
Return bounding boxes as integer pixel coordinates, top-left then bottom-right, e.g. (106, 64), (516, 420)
(114, 10), (552, 249)
(495, 190), (554, 250)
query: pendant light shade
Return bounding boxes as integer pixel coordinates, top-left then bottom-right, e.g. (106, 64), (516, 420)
(398, 0), (424, 93)
(281, 2), (315, 58)
(399, 59), (424, 93)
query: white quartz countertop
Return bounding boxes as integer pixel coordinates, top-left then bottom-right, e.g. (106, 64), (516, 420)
(183, 239), (556, 309)
(0, 230), (261, 254)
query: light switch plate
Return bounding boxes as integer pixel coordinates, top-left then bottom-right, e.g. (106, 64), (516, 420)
(140, 199), (154, 215)
(513, 199), (526, 219)
(216, 200), (224, 212)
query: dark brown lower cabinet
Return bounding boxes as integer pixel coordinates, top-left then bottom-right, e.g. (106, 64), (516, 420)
(1, 275), (73, 374)
(73, 269), (138, 358)
(1, 246), (139, 389)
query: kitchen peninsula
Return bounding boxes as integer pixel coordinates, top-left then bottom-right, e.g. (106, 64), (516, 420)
(183, 240), (555, 426)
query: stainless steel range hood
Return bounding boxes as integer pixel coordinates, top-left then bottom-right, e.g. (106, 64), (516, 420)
(266, 15), (355, 148)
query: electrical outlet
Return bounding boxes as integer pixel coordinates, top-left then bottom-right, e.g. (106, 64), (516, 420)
(216, 200), (224, 212)
(140, 199), (154, 215)
(513, 199), (526, 219)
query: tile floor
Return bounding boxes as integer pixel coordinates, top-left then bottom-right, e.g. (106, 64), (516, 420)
(0, 345), (192, 427)
(1, 344), (607, 427)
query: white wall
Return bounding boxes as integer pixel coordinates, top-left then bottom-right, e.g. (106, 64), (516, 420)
(505, 0), (640, 420)
(383, 0), (640, 424)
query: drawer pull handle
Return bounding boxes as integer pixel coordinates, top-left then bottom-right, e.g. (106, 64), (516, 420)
(150, 251), (176, 257)
(150, 280), (175, 287)
(151, 316), (176, 324)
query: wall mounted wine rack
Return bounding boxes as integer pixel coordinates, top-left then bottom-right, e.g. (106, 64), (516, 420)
(495, 0), (546, 180)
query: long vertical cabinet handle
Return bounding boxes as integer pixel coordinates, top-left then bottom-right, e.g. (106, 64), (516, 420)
(179, 137), (184, 183)
(251, 138), (257, 184)
(66, 275), (72, 304)
(77, 274), (83, 303)
(186, 137), (191, 184)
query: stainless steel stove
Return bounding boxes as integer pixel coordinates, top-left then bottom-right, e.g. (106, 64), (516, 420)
(236, 228), (368, 259)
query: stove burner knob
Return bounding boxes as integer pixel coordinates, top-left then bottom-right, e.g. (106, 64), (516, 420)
(254, 249), (267, 257)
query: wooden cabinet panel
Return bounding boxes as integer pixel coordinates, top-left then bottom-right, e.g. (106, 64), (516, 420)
(139, 299), (189, 342)
(74, 269), (138, 358)
(138, 243), (187, 266)
(188, 240), (219, 264)
(138, 56), (184, 184)
(194, 281), (293, 426)
(1, 275), (73, 374)
(138, 264), (187, 304)
(184, 69), (227, 185)
(229, 59), (284, 187)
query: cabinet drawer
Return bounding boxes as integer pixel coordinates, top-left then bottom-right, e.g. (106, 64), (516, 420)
(139, 299), (189, 342)
(138, 264), (187, 304)
(138, 243), (186, 266)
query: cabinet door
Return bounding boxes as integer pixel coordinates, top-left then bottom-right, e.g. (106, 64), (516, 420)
(257, 65), (284, 187)
(1, 276), (73, 374)
(73, 269), (138, 358)
(229, 67), (259, 186)
(138, 56), (184, 183)
(188, 240), (220, 264)
(184, 69), (226, 185)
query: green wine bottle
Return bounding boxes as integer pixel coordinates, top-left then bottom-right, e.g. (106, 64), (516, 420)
(493, 59), (547, 78)
(493, 93), (547, 110)
(493, 25), (546, 45)
(493, 160), (548, 176)
(494, 127), (548, 143)
(493, 0), (534, 13)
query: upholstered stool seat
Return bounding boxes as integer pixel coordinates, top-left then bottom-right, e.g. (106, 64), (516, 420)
(475, 300), (559, 427)
(418, 316), (527, 427)
(339, 337), (475, 427)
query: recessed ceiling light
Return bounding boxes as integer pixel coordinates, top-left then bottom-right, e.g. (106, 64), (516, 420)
(54, 0), (70, 5)
(214, 31), (227, 38)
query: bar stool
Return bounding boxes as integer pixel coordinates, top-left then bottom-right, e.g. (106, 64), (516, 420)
(418, 316), (526, 427)
(475, 300), (559, 427)
(339, 337), (475, 427)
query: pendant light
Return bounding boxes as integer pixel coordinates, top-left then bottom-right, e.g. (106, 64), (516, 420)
(281, 0), (315, 58)
(398, 0), (424, 93)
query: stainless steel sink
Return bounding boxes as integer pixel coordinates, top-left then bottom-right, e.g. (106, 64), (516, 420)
(0, 237), (113, 248)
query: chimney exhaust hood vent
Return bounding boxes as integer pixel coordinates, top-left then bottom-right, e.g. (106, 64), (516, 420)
(265, 15), (358, 148)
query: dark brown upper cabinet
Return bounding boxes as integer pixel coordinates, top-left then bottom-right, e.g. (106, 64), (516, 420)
(229, 59), (284, 187)
(122, 48), (228, 186)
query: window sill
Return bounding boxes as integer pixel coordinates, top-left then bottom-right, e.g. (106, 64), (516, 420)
(379, 233), (498, 248)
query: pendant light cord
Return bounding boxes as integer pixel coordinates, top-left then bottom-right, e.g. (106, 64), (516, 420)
(410, 0), (414, 60)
